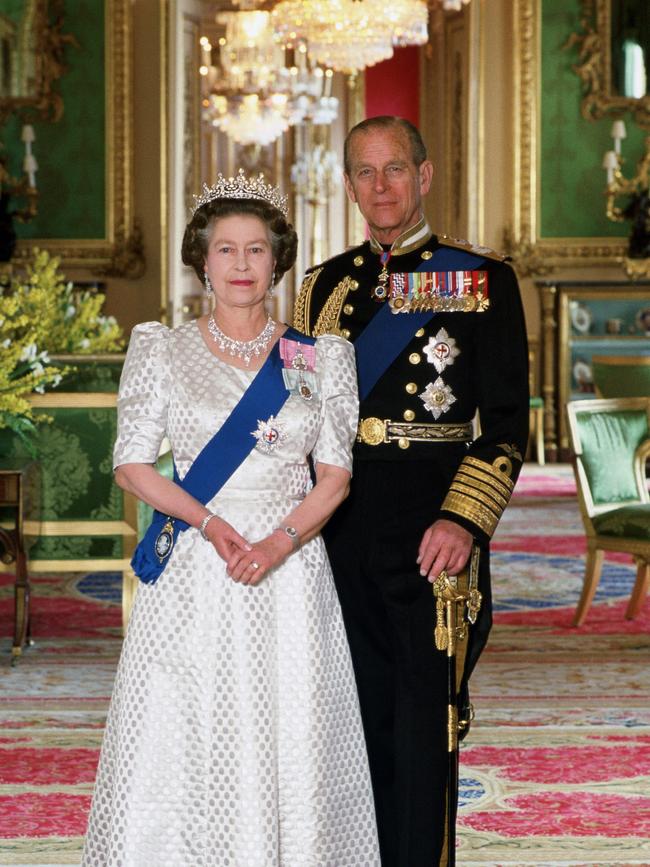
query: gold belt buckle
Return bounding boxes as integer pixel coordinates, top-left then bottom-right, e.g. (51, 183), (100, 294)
(357, 417), (387, 446)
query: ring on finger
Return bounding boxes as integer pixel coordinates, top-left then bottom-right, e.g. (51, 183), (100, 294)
(250, 561), (260, 570)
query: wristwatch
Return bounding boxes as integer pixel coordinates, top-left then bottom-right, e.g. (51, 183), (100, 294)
(199, 512), (217, 540)
(277, 525), (300, 550)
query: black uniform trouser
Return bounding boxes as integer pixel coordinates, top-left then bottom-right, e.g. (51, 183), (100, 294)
(323, 457), (492, 867)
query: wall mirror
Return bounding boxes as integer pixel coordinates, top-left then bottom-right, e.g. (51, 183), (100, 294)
(0, 0), (74, 124)
(569, 0), (650, 128)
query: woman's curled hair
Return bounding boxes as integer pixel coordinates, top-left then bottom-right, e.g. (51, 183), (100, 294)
(181, 198), (298, 284)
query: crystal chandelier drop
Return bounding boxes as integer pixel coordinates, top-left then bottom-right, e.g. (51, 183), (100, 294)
(441, 0), (471, 10)
(271, 0), (429, 75)
(200, 10), (338, 146)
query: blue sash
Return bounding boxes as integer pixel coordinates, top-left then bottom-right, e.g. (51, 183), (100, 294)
(355, 246), (487, 400)
(131, 327), (314, 584)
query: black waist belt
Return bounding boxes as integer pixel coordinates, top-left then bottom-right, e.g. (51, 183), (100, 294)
(357, 417), (473, 449)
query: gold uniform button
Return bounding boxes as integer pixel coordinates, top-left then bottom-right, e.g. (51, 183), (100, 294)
(421, 250), (433, 260)
(350, 280), (359, 291)
(415, 328), (425, 338)
(398, 437), (410, 450)
(409, 353), (421, 365)
(405, 382), (417, 394)
(403, 409), (415, 421)
(343, 304), (354, 315)
(341, 328), (351, 339)
(354, 256), (364, 266)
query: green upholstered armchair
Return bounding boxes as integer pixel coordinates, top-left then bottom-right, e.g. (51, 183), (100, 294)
(591, 355), (650, 399)
(566, 397), (650, 626)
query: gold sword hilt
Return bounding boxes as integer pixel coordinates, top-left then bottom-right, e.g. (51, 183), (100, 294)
(432, 570), (472, 655)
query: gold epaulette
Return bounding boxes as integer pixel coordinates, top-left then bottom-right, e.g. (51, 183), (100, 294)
(437, 234), (510, 263)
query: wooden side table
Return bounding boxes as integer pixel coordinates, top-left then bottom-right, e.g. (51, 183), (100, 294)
(0, 459), (36, 663)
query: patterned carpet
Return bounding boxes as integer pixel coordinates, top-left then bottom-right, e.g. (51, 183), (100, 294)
(458, 465), (650, 866)
(1, 464), (649, 866)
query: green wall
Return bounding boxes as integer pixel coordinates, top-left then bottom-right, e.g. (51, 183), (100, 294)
(1, 0), (105, 240)
(541, 0), (646, 239)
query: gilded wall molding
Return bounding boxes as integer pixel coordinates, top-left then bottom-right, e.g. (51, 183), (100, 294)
(506, 0), (628, 274)
(565, 0), (650, 129)
(13, 0), (144, 279)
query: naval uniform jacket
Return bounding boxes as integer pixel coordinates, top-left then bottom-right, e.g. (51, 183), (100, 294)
(294, 230), (530, 547)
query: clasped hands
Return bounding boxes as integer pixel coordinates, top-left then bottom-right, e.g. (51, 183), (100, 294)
(202, 515), (293, 586)
(203, 514), (472, 587)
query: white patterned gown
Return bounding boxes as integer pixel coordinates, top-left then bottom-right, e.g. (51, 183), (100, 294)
(82, 321), (380, 867)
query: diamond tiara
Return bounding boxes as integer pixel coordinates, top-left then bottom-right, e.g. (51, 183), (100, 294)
(192, 169), (289, 218)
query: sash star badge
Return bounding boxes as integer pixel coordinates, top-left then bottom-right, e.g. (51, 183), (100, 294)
(419, 377), (457, 420)
(423, 328), (460, 373)
(251, 415), (286, 453)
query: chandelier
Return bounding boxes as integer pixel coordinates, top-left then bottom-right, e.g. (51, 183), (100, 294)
(200, 0), (472, 144)
(200, 10), (338, 146)
(272, 0), (394, 74)
(271, 0), (429, 75)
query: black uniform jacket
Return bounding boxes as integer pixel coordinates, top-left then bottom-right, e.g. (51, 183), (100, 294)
(293, 231), (530, 546)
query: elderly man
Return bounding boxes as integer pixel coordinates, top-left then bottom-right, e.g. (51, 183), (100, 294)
(294, 115), (529, 866)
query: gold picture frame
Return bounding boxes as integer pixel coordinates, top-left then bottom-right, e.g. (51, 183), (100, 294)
(12, 0), (144, 278)
(508, 0), (628, 272)
(0, 0), (76, 124)
(566, 0), (650, 130)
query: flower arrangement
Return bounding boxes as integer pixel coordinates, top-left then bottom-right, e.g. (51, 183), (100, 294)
(0, 249), (125, 441)
(11, 249), (125, 355)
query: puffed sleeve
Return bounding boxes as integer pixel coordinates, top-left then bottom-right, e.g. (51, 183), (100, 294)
(113, 322), (172, 468)
(310, 335), (359, 473)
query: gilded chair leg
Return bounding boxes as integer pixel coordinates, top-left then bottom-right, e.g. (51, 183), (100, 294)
(535, 408), (545, 466)
(573, 545), (604, 627)
(625, 558), (650, 620)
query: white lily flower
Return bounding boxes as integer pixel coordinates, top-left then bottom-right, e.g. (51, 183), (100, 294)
(20, 343), (38, 361)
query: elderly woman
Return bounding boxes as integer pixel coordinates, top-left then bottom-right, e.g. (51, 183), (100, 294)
(81, 172), (380, 866)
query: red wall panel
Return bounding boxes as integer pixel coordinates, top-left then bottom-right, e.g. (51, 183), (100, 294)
(364, 46), (420, 125)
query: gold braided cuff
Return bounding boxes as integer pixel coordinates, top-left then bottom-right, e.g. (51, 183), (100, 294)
(441, 455), (515, 538)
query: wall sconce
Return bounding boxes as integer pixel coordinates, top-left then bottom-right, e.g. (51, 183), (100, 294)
(0, 125), (39, 263)
(602, 120), (650, 279)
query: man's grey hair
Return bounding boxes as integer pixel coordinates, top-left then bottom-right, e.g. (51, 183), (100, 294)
(343, 116), (428, 175)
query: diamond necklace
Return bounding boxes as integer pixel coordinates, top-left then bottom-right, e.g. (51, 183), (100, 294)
(207, 314), (276, 366)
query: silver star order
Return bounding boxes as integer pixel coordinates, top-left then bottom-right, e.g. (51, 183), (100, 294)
(423, 328), (460, 374)
(251, 415), (286, 453)
(419, 377), (457, 420)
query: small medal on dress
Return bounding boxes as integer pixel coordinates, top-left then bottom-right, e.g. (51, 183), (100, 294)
(292, 348), (313, 400)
